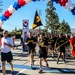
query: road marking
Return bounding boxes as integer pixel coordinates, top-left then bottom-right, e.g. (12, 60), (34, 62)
(16, 69), (26, 75)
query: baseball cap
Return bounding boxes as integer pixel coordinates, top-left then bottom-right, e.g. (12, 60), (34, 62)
(3, 30), (8, 34)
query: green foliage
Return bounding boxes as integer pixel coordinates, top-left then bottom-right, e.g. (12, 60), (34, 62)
(45, 1), (59, 34)
(59, 20), (71, 34)
(0, 28), (22, 38)
(9, 28), (22, 39)
(15, 27), (17, 31)
(41, 29), (47, 34)
(0, 28), (4, 37)
(0, 28), (4, 31)
(45, 1), (71, 34)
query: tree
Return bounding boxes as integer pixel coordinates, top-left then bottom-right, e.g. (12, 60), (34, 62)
(9, 28), (22, 38)
(18, 28), (22, 32)
(15, 27), (17, 31)
(0, 28), (4, 37)
(59, 20), (71, 34)
(45, 0), (59, 34)
(0, 28), (3, 32)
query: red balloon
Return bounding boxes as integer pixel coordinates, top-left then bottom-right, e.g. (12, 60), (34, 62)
(65, 0), (68, 3)
(18, 0), (26, 6)
(4, 10), (12, 18)
(58, 0), (68, 6)
(59, 2), (66, 6)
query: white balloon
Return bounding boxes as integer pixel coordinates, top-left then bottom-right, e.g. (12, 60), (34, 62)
(8, 5), (16, 14)
(65, 0), (75, 11)
(0, 20), (4, 26)
(25, 0), (32, 4)
(70, 4), (75, 9)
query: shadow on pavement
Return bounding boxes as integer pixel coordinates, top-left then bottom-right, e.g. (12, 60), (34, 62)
(0, 70), (29, 75)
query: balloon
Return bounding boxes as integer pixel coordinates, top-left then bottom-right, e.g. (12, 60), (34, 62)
(0, 0), (38, 27)
(0, 20), (4, 26)
(51, 0), (58, 3)
(25, 0), (31, 4)
(65, 0), (75, 11)
(0, 15), (8, 21)
(32, 0), (36, 1)
(71, 7), (75, 15)
(58, 0), (68, 6)
(47, 0), (51, 2)
(13, 2), (21, 10)
(8, 5), (16, 14)
(59, 2), (65, 6)
(18, 0), (26, 6)
(4, 10), (12, 18)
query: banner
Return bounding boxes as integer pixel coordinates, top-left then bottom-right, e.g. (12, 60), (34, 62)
(22, 20), (29, 51)
(32, 10), (43, 29)
(22, 20), (29, 29)
(22, 20), (29, 42)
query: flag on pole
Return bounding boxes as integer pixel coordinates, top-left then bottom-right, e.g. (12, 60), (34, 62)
(32, 10), (43, 29)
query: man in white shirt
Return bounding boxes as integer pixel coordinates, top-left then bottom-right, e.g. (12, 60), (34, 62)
(0, 30), (14, 75)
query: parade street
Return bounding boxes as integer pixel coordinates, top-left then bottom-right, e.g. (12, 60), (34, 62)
(0, 39), (75, 75)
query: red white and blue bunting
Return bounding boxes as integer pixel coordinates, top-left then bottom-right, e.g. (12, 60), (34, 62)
(0, 0), (75, 27)
(51, 0), (75, 15)
(0, 0), (37, 27)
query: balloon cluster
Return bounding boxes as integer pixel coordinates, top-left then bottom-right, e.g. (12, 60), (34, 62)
(0, 0), (39, 27)
(51, 0), (75, 15)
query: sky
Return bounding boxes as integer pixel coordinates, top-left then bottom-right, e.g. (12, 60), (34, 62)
(0, 0), (75, 31)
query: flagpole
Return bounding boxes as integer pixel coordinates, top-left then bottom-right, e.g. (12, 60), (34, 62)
(38, 9), (42, 34)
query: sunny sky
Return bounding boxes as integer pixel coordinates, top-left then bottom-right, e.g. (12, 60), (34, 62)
(0, 0), (75, 31)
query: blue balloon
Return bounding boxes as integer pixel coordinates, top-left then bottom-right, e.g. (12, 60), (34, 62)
(51, 0), (58, 3)
(0, 15), (8, 21)
(13, 2), (21, 10)
(71, 7), (75, 15)
(32, 0), (36, 1)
